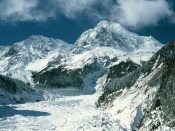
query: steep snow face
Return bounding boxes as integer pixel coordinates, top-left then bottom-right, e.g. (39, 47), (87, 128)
(0, 35), (73, 83)
(0, 46), (10, 57)
(66, 47), (125, 70)
(75, 20), (162, 53)
(98, 39), (175, 130)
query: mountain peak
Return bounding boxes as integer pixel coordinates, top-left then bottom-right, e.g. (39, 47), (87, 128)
(75, 20), (163, 53)
(24, 35), (52, 45)
(96, 20), (127, 32)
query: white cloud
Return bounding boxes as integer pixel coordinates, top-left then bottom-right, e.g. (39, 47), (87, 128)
(0, 0), (174, 28)
(56, 0), (97, 19)
(55, 0), (175, 28)
(111, 0), (174, 28)
(0, 0), (55, 22)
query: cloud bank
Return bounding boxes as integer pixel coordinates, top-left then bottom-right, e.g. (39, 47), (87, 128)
(0, 0), (174, 28)
(0, 0), (54, 22)
(56, 0), (97, 19)
(114, 0), (174, 28)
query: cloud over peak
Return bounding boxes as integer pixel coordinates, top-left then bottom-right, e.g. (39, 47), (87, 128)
(114, 0), (174, 28)
(0, 0), (174, 28)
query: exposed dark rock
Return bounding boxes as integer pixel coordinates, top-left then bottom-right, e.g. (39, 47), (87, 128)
(107, 60), (140, 80)
(5, 47), (18, 57)
(98, 39), (175, 129)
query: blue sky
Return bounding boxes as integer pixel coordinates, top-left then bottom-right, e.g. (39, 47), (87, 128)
(0, 0), (175, 45)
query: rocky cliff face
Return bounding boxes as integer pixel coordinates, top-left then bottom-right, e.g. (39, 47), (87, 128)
(139, 39), (175, 130)
(97, 39), (175, 130)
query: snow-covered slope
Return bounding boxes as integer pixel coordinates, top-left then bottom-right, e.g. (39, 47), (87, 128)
(0, 35), (73, 83)
(98, 39), (175, 130)
(0, 74), (43, 104)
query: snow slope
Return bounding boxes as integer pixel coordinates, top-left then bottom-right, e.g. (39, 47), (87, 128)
(98, 39), (175, 130)
(0, 74), (43, 105)
(0, 35), (73, 83)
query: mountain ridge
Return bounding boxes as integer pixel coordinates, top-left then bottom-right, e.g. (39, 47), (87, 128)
(0, 21), (163, 85)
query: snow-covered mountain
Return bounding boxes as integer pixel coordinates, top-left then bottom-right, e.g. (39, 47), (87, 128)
(0, 20), (168, 130)
(97, 39), (175, 130)
(75, 21), (161, 53)
(0, 35), (73, 83)
(70, 21), (162, 66)
(31, 21), (162, 93)
(0, 20), (163, 103)
(0, 21), (162, 89)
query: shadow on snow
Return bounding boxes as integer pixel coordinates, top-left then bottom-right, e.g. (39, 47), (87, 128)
(0, 105), (51, 118)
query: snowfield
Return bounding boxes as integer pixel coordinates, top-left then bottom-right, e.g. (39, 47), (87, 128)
(0, 89), (125, 131)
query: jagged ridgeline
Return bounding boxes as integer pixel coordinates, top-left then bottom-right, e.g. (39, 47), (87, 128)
(5, 46), (18, 57)
(98, 39), (175, 130)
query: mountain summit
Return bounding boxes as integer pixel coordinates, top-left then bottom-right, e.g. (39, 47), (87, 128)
(75, 20), (162, 53)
